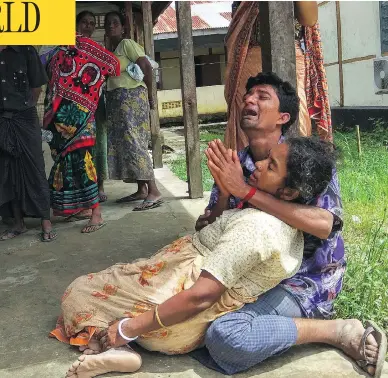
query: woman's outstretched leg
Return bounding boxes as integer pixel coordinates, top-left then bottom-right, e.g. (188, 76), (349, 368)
(66, 346), (142, 378)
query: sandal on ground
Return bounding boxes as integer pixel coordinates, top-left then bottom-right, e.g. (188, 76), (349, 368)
(99, 192), (108, 203)
(40, 230), (58, 242)
(116, 194), (146, 203)
(0, 229), (27, 241)
(65, 210), (92, 222)
(133, 199), (164, 212)
(356, 320), (387, 377)
(81, 222), (106, 234)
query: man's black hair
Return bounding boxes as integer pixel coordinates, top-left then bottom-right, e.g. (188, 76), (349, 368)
(246, 72), (300, 135)
(285, 137), (338, 203)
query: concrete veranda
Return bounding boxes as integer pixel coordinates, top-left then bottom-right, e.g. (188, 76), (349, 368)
(0, 145), (387, 378)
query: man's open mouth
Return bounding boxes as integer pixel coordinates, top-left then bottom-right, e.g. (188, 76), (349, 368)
(242, 108), (258, 117)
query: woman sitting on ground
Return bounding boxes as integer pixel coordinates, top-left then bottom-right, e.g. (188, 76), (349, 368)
(53, 137), (338, 377)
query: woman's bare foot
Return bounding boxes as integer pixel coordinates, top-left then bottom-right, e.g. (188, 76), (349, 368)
(41, 219), (57, 242)
(116, 181), (149, 203)
(66, 346), (142, 377)
(116, 193), (148, 203)
(0, 220), (27, 241)
(144, 192), (162, 203)
(81, 207), (106, 234)
(0, 228), (28, 241)
(334, 319), (379, 375)
(116, 189), (148, 203)
(79, 338), (101, 355)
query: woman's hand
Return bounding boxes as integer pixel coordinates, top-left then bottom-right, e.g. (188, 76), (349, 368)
(206, 139), (250, 199)
(98, 319), (131, 351)
(205, 147), (230, 197)
(195, 209), (212, 231)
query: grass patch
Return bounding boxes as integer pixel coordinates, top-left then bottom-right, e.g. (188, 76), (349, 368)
(167, 126), (388, 330)
(168, 128), (226, 191)
(333, 127), (388, 330)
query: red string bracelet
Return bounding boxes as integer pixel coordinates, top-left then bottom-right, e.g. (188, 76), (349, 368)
(237, 187), (257, 209)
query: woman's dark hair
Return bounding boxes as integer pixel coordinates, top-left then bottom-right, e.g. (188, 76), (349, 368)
(285, 137), (338, 203)
(76, 11), (95, 26)
(104, 11), (126, 27)
(246, 72), (300, 135)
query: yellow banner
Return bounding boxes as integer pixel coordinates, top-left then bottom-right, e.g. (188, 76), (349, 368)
(0, 0), (75, 45)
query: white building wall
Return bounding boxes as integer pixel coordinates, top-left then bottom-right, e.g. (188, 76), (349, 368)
(340, 2), (380, 61)
(318, 1), (338, 64)
(318, 1), (388, 107)
(157, 85), (227, 120)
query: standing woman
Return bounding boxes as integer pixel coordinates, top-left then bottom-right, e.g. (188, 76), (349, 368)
(43, 34), (120, 232)
(225, 1), (331, 150)
(104, 11), (163, 211)
(76, 10), (96, 39)
(76, 10), (109, 204)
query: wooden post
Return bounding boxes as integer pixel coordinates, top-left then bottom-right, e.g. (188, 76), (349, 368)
(124, 2), (134, 40)
(259, 2), (297, 87)
(356, 125), (362, 158)
(176, 1), (203, 198)
(336, 1), (344, 107)
(142, 1), (163, 168)
(134, 12), (145, 46)
(259, 1), (297, 135)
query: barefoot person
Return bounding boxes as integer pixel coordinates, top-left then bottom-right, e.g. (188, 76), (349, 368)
(104, 11), (163, 211)
(0, 45), (57, 242)
(191, 72), (386, 377)
(53, 136), (338, 377)
(43, 34), (120, 233)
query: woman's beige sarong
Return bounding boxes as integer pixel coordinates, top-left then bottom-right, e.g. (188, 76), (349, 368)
(51, 209), (303, 355)
(50, 236), (244, 355)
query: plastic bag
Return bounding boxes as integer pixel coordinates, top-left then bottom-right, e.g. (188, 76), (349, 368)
(126, 56), (159, 82)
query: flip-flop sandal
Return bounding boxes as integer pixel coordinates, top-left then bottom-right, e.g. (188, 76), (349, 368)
(356, 320), (387, 377)
(116, 195), (146, 204)
(0, 229), (27, 241)
(133, 199), (164, 212)
(99, 192), (108, 203)
(81, 222), (107, 234)
(40, 230), (58, 242)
